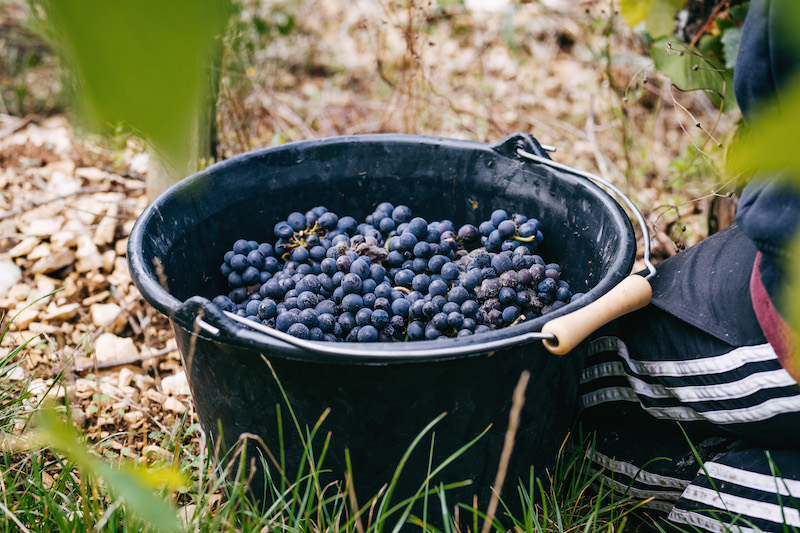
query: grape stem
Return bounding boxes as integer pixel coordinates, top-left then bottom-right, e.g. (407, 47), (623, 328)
(510, 315), (527, 326)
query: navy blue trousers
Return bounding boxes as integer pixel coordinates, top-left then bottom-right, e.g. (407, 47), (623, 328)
(576, 225), (800, 532)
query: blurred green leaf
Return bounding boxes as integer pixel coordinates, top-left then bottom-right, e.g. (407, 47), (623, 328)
(620, 0), (683, 37)
(38, 0), (230, 176)
(35, 409), (184, 533)
(620, 0), (651, 27)
(721, 27), (743, 70)
(651, 37), (737, 112)
(728, 79), (800, 383)
(729, 80), (800, 177)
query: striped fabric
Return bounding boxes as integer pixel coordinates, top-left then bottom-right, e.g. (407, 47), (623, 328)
(579, 337), (800, 430)
(578, 335), (800, 533)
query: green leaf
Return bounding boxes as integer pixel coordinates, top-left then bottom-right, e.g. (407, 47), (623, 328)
(721, 27), (743, 70)
(620, 0), (651, 27)
(620, 0), (683, 37)
(35, 409), (184, 533)
(644, 0), (682, 38)
(728, 80), (800, 177)
(38, 0), (231, 177)
(651, 37), (737, 112)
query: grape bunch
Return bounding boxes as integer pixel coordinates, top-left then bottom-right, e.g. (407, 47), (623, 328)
(211, 203), (582, 343)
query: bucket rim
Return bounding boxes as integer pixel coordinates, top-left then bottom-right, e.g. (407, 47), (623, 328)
(128, 132), (636, 363)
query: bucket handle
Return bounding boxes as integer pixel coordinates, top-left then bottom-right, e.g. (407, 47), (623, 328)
(515, 148), (656, 355)
(183, 295), (558, 359)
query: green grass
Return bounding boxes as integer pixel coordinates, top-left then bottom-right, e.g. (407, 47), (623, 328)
(1, 305), (797, 533)
(0, 318), (634, 533)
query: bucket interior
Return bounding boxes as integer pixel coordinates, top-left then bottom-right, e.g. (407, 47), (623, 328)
(131, 133), (635, 347)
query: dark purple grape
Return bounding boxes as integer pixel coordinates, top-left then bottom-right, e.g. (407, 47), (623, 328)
(457, 224), (479, 243)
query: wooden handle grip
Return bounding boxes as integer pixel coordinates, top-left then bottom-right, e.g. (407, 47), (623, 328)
(541, 275), (653, 355)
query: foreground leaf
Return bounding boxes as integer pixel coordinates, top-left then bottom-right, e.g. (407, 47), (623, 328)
(35, 409), (184, 533)
(728, 78), (800, 383)
(620, 0), (683, 37)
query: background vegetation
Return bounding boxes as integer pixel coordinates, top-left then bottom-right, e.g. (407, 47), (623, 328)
(2, 0), (798, 531)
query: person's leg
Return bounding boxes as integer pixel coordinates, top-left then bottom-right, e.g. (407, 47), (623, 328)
(667, 445), (800, 532)
(571, 225), (800, 529)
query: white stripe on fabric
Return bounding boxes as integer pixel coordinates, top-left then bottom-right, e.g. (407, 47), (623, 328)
(679, 485), (800, 527)
(582, 362), (797, 402)
(627, 369), (797, 402)
(615, 340), (780, 378)
(589, 448), (691, 490)
(578, 386), (639, 410)
(668, 507), (761, 533)
(593, 471), (685, 504)
(589, 336), (783, 384)
(642, 395), (800, 424)
(704, 462), (800, 498)
(581, 361), (626, 384)
(579, 386), (800, 424)
(588, 336), (620, 356)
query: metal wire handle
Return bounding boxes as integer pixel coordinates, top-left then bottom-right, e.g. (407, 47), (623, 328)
(515, 148), (657, 280)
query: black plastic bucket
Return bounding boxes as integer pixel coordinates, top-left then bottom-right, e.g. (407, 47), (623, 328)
(128, 132), (636, 525)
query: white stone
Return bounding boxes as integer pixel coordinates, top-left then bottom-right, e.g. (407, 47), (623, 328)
(164, 396), (187, 415)
(108, 257), (130, 286)
(39, 159), (75, 179)
(75, 167), (108, 182)
(75, 234), (100, 258)
(12, 306), (39, 330)
(6, 283), (29, 302)
(43, 302), (80, 321)
(179, 504), (197, 526)
(6, 237), (40, 258)
(25, 216), (64, 237)
(115, 238), (128, 257)
(161, 371), (190, 397)
(94, 333), (138, 363)
(119, 385), (139, 403)
(50, 230), (77, 251)
(30, 249), (75, 274)
(117, 367), (135, 388)
(27, 243), (52, 260)
(50, 171), (81, 196)
(2, 366), (25, 381)
(28, 322), (61, 334)
(28, 378), (48, 397)
(133, 374), (155, 391)
(123, 410), (144, 424)
(75, 235), (103, 273)
(0, 260), (21, 297)
(95, 217), (116, 246)
(29, 275), (57, 301)
(128, 152), (150, 176)
(101, 250), (116, 272)
(90, 302), (126, 334)
(145, 389), (166, 404)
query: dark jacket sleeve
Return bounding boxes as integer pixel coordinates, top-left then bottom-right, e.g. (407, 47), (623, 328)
(733, 0), (800, 313)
